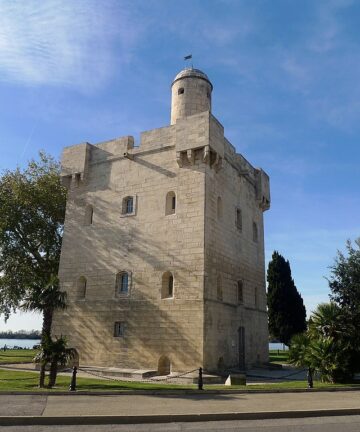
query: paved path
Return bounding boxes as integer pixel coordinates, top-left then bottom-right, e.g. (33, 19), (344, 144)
(1, 391), (360, 418)
(3, 416), (360, 431)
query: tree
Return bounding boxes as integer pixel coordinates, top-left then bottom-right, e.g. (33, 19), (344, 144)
(267, 251), (307, 345)
(288, 240), (360, 384)
(47, 336), (76, 388)
(0, 152), (67, 387)
(289, 303), (352, 383)
(328, 239), (360, 375)
(308, 302), (343, 339)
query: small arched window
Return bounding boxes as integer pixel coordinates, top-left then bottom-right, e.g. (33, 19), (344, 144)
(116, 272), (129, 295)
(217, 197), (222, 220)
(178, 87), (184, 95)
(161, 272), (174, 299)
(165, 191), (176, 215)
(84, 205), (93, 226)
(122, 196), (134, 215)
(237, 280), (244, 304)
(253, 221), (258, 242)
(217, 275), (223, 301)
(77, 276), (87, 299)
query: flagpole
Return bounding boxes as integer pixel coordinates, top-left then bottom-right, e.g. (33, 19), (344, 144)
(184, 54), (193, 69)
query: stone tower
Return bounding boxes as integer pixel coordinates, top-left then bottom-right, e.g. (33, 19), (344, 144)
(52, 67), (270, 374)
(171, 68), (212, 124)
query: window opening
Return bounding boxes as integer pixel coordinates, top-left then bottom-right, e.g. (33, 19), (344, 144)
(114, 321), (125, 337)
(165, 191), (176, 215)
(236, 208), (242, 231)
(168, 275), (173, 297)
(237, 281), (244, 304)
(77, 276), (87, 299)
(161, 272), (174, 299)
(74, 173), (81, 187)
(85, 205), (93, 226)
(125, 197), (133, 214)
(116, 272), (129, 294)
(217, 275), (223, 301)
(178, 87), (184, 95)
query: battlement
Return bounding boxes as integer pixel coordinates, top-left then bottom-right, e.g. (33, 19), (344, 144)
(61, 111), (270, 213)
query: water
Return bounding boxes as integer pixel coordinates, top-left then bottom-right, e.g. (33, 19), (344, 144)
(1, 339), (287, 351)
(0, 338), (40, 349)
(269, 342), (289, 351)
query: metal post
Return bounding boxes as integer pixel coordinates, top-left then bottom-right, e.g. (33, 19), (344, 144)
(307, 367), (313, 389)
(198, 367), (203, 390)
(69, 366), (77, 391)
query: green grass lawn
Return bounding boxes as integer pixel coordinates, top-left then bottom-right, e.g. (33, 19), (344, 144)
(0, 369), (196, 391)
(269, 349), (289, 364)
(0, 349), (38, 364)
(1, 369), (360, 392)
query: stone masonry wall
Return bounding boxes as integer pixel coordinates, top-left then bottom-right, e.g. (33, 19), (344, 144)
(52, 124), (206, 371)
(203, 116), (269, 372)
(53, 109), (270, 373)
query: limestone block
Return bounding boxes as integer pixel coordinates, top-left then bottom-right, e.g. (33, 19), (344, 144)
(225, 374), (246, 386)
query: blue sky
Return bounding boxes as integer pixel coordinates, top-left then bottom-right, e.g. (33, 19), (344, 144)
(1, 0), (359, 331)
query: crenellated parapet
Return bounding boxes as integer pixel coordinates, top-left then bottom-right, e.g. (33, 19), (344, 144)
(60, 142), (92, 190)
(255, 168), (271, 211)
(60, 136), (135, 190)
(175, 111), (223, 171)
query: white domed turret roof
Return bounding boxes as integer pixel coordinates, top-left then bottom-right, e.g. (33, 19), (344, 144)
(172, 68), (213, 90)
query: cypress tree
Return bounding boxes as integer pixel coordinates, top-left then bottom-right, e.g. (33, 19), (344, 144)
(267, 251), (307, 345)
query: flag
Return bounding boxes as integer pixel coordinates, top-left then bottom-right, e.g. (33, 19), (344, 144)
(184, 54), (192, 60)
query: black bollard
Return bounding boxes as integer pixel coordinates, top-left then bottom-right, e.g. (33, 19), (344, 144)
(307, 367), (313, 389)
(69, 366), (77, 391)
(198, 367), (203, 391)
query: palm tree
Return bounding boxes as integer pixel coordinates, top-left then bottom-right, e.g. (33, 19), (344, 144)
(22, 275), (66, 387)
(308, 336), (340, 383)
(288, 333), (310, 366)
(33, 334), (53, 387)
(47, 336), (76, 388)
(288, 332), (315, 387)
(308, 303), (342, 339)
(289, 303), (353, 384)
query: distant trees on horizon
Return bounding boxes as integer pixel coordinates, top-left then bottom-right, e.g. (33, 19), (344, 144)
(0, 329), (41, 339)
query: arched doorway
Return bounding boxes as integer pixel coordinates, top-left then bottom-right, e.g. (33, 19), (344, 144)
(158, 355), (171, 375)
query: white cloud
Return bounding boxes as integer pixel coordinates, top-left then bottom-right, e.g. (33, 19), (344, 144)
(0, 0), (141, 90)
(308, 0), (354, 53)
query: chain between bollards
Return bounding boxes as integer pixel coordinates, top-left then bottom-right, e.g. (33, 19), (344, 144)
(198, 367), (203, 390)
(69, 366), (77, 391)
